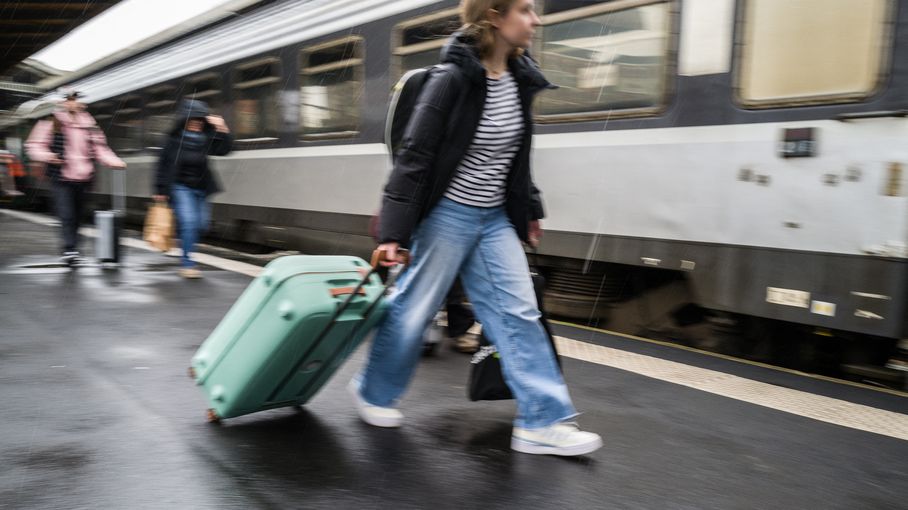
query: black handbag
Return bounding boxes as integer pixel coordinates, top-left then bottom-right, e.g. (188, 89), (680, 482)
(468, 272), (560, 401)
(45, 128), (65, 182)
(468, 342), (513, 401)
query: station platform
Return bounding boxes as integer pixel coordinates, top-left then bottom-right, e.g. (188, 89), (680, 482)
(2, 209), (907, 509)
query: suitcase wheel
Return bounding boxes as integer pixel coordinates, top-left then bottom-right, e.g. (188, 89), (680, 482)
(206, 408), (221, 424)
(187, 366), (196, 379)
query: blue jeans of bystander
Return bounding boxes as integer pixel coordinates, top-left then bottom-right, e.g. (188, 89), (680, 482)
(171, 184), (209, 268)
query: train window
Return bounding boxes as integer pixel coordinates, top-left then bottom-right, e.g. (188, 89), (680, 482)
(90, 102), (113, 130)
(535, 1), (671, 122)
(392, 9), (459, 78)
(299, 36), (364, 139)
(737, 0), (892, 107)
(540, 0), (610, 15)
(185, 73), (224, 115)
(109, 96), (143, 154)
(144, 85), (178, 149)
(233, 57), (281, 141)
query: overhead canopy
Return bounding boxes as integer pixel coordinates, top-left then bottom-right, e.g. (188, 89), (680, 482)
(0, 1), (120, 75)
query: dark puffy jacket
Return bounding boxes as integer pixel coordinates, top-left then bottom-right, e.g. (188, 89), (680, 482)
(379, 32), (553, 248)
(154, 99), (233, 196)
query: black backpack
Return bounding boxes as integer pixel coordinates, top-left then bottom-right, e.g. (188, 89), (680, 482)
(45, 118), (65, 182)
(44, 117), (97, 182)
(383, 63), (459, 162)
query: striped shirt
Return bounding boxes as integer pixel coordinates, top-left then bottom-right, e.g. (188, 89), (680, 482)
(444, 71), (523, 208)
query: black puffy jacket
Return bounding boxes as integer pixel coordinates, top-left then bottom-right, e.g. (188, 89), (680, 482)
(379, 32), (553, 248)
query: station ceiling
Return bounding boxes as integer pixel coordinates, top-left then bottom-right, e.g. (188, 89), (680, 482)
(0, 1), (121, 75)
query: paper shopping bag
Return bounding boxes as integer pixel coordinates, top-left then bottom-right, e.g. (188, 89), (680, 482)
(143, 202), (175, 252)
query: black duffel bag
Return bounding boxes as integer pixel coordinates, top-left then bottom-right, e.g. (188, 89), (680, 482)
(468, 272), (560, 401)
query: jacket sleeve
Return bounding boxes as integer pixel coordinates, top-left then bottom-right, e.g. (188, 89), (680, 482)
(25, 120), (55, 163)
(208, 131), (233, 156)
(529, 180), (545, 221)
(90, 127), (125, 168)
(154, 138), (176, 196)
(379, 67), (462, 247)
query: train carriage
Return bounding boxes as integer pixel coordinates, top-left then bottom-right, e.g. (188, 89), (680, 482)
(6, 0), (908, 378)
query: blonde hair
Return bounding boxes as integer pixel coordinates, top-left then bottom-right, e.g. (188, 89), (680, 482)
(459, 0), (524, 58)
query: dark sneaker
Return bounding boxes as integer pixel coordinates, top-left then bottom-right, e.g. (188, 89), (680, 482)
(61, 251), (80, 266)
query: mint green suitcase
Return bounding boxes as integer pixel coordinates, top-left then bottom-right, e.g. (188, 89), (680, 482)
(190, 255), (387, 422)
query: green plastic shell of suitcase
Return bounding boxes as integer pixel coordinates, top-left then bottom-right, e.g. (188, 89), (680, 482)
(190, 255), (387, 421)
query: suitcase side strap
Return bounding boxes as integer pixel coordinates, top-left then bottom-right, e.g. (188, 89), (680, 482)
(329, 286), (367, 297)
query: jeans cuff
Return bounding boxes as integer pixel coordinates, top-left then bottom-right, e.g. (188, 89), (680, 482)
(516, 411), (581, 430)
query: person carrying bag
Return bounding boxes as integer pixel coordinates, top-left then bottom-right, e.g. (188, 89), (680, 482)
(349, 0), (601, 457)
(152, 99), (232, 279)
(25, 89), (126, 265)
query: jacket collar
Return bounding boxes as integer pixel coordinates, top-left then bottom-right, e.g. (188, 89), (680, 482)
(53, 110), (96, 129)
(440, 31), (555, 94)
(170, 99), (212, 135)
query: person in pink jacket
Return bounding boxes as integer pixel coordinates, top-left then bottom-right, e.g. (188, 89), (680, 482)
(26, 90), (126, 264)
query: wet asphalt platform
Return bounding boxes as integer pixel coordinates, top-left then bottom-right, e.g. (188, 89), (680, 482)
(2, 210), (908, 510)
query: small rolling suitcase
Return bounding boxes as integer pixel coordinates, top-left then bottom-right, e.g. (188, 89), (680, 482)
(94, 210), (121, 263)
(95, 169), (125, 264)
(190, 254), (391, 422)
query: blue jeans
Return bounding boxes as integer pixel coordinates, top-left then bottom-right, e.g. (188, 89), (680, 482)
(360, 198), (577, 429)
(171, 184), (210, 268)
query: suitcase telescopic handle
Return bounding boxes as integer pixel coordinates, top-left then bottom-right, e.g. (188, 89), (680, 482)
(332, 248), (410, 317)
(370, 248), (410, 268)
(112, 167), (126, 214)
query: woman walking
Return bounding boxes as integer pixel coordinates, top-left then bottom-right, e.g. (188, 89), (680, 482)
(26, 90), (126, 264)
(152, 99), (232, 279)
(351, 0), (601, 456)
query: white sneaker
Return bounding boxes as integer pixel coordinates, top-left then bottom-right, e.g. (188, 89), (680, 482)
(347, 379), (403, 428)
(179, 267), (203, 279)
(511, 422), (602, 456)
(61, 251), (80, 266)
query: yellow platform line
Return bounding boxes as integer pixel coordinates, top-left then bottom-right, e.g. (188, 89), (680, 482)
(554, 335), (908, 441)
(554, 320), (908, 399)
